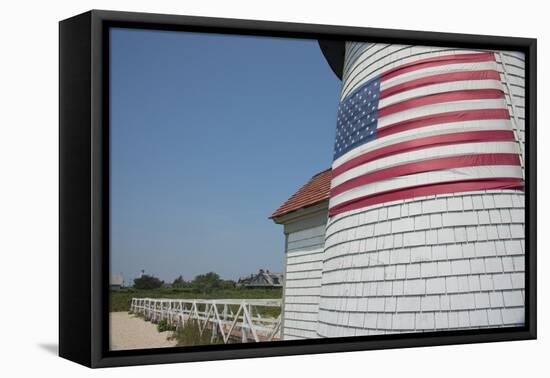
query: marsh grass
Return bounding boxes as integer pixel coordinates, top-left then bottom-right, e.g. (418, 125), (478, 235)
(173, 319), (223, 346)
(156, 319), (176, 333)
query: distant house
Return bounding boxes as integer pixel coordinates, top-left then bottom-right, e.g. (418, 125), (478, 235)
(237, 269), (283, 289)
(110, 273), (124, 291)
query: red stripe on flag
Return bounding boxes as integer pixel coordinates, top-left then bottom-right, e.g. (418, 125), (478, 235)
(331, 153), (521, 197)
(377, 108), (510, 139)
(378, 89), (504, 118)
(332, 130), (516, 178)
(328, 178), (524, 217)
(380, 70), (501, 99)
(381, 52), (496, 82)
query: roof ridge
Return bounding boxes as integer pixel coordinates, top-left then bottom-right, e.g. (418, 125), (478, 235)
(270, 168), (332, 219)
(311, 168), (332, 178)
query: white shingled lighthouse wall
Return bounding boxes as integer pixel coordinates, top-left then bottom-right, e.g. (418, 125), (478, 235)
(316, 43), (526, 338)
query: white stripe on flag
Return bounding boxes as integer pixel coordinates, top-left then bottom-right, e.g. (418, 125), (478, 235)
(378, 80), (503, 108)
(377, 98), (508, 128)
(329, 165), (523, 208)
(331, 141), (520, 188)
(381, 61), (499, 89)
(332, 118), (514, 169)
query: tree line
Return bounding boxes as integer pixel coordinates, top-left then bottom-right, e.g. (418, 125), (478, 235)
(133, 272), (236, 294)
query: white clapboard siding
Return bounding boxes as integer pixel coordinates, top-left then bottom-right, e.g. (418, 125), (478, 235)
(317, 43), (526, 338)
(280, 211), (328, 340)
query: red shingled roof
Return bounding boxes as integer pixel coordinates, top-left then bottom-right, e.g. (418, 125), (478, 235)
(271, 169), (331, 219)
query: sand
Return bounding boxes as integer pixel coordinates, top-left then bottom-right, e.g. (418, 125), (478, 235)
(109, 312), (177, 351)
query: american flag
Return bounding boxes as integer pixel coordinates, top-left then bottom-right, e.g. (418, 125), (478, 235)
(329, 50), (524, 217)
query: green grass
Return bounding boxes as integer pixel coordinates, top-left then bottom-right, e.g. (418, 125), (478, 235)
(173, 319), (223, 346)
(156, 319), (176, 333)
(111, 287), (282, 318)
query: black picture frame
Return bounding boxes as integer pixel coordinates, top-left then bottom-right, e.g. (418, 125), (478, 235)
(59, 9), (537, 368)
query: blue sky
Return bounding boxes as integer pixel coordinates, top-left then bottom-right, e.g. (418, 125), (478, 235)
(110, 28), (341, 283)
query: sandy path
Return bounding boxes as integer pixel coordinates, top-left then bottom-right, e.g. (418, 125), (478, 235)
(110, 312), (177, 351)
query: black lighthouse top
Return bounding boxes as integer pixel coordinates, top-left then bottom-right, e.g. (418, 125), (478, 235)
(318, 40), (346, 80)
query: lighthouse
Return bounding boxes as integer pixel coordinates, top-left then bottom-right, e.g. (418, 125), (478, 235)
(315, 41), (526, 337)
(271, 41), (526, 340)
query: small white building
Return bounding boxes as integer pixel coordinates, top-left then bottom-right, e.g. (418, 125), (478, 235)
(110, 273), (124, 291)
(271, 169), (331, 340)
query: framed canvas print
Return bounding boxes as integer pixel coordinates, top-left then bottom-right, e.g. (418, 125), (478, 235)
(59, 9), (537, 368)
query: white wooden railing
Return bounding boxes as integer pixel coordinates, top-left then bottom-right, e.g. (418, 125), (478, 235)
(130, 298), (282, 343)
